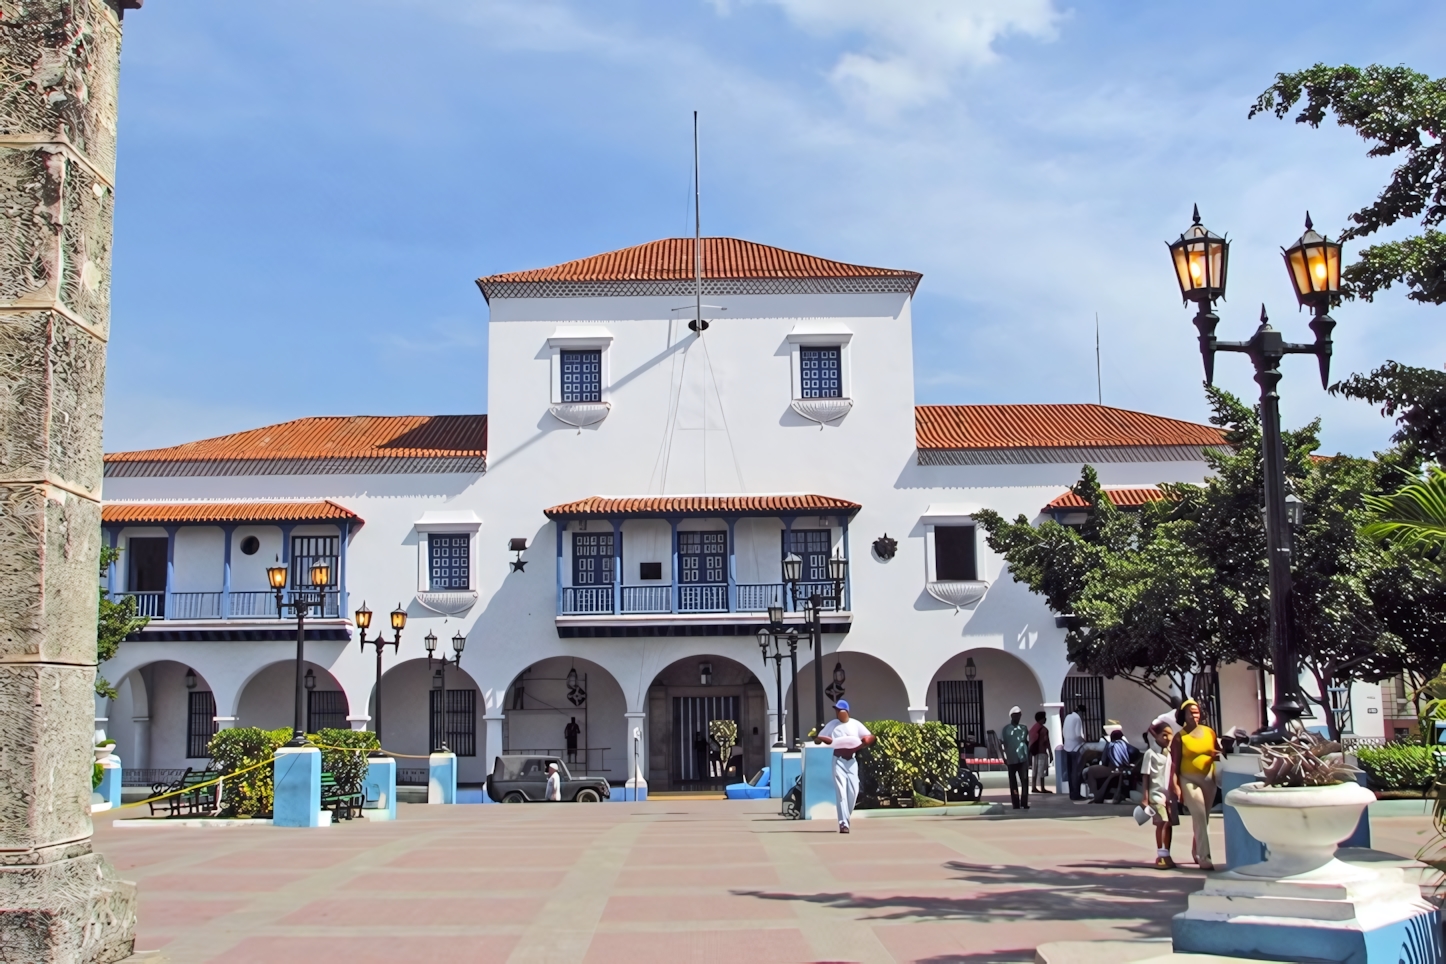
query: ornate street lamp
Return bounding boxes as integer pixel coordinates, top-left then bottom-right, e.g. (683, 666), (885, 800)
(965, 657), (977, 681)
(757, 628), (787, 747)
(269, 556), (334, 745)
(425, 628), (465, 751)
(1167, 207), (1339, 734)
(357, 601), (401, 754)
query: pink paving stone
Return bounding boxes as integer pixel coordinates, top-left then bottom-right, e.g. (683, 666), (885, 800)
(205, 848), (366, 870)
(338, 868), (568, 892)
(280, 895), (546, 927)
(626, 845), (771, 866)
(823, 861), (980, 884)
(809, 842), (960, 863)
(212, 935), (519, 964)
(614, 864), (780, 888)
(386, 846), (585, 869)
(141, 871), (309, 892)
(135, 898), (248, 928)
(584, 927), (814, 964)
(870, 918), (1159, 960)
(601, 893), (798, 922)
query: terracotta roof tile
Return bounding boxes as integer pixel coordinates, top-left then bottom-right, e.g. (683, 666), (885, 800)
(916, 404), (1225, 451)
(545, 494), (861, 519)
(478, 238), (920, 284)
(1045, 487), (1166, 510)
(102, 501), (359, 525)
(105, 415), (487, 463)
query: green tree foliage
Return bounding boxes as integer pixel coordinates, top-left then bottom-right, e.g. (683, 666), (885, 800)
(1331, 362), (1446, 466)
(855, 720), (958, 805)
(977, 387), (1432, 739)
(1251, 64), (1446, 305)
(313, 728), (379, 793)
(96, 545), (148, 698)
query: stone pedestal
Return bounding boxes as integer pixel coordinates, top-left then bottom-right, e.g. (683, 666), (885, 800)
(362, 757), (396, 821)
(273, 747), (323, 827)
(801, 744), (837, 822)
(0, 1), (141, 954)
(428, 751), (457, 804)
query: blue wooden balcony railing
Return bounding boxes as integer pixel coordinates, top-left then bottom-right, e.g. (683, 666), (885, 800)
(559, 581), (844, 616)
(117, 590), (340, 620)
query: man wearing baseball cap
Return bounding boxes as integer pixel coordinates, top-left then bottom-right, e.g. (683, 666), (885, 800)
(814, 700), (875, 833)
(1001, 706), (1031, 810)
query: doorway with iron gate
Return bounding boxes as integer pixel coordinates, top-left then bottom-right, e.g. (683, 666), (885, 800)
(646, 655), (767, 791)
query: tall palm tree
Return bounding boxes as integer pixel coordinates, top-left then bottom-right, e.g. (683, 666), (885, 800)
(1363, 466), (1446, 558)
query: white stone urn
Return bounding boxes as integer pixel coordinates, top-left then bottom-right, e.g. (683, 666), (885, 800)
(94, 745), (115, 763)
(1224, 780), (1375, 879)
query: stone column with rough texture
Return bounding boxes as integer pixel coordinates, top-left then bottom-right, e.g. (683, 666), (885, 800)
(0, 0), (140, 960)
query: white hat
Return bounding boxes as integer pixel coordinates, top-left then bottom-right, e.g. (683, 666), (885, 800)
(547, 762), (558, 770)
(1009, 705), (1021, 715)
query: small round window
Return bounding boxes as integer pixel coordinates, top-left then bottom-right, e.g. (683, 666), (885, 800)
(239, 536), (260, 555)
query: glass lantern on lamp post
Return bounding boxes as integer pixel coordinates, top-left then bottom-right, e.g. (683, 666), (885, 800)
(269, 557), (332, 745)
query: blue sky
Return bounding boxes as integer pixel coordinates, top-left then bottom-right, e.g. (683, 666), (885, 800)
(105, 0), (1446, 456)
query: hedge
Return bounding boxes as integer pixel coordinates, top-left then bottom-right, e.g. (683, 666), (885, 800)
(206, 727), (378, 817)
(1356, 743), (1440, 792)
(856, 720), (958, 806)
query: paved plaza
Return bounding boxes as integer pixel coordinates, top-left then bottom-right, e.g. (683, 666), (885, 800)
(99, 793), (1435, 964)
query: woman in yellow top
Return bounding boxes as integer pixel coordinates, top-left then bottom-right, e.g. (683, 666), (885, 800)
(1169, 699), (1220, 871)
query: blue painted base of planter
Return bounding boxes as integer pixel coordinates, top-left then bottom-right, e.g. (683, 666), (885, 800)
(1173, 903), (1441, 964)
(428, 751), (457, 805)
(363, 757), (396, 820)
(274, 746), (323, 827)
(96, 759), (121, 811)
(802, 745), (837, 822)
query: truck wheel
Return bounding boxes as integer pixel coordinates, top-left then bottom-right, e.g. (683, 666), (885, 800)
(575, 788), (601, 803)
(503, 792), (526, 803)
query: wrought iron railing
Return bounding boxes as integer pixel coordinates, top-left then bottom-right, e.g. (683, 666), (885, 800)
(398, 768), (429, 786)
(123, 768), (186, 787)
(621, 585), (672, 613)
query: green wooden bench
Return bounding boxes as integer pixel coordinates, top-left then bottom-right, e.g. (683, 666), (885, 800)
(320, 772), (364, 821)
(148, 767), (221, 817)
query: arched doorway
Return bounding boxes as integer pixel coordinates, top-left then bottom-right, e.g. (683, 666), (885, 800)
(106, 660), (217, 775)
(377, 658), (485, 783)
(786, 652), (910, 732)
(237, 661), (348, 733)
(646, 655), (767, 791)
(926, 649), (1045, 755)
(503, 657), (627, 782)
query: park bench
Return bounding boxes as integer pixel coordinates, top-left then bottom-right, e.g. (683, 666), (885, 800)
(320, 772), (364, 821)
(148, 767), (221, 817)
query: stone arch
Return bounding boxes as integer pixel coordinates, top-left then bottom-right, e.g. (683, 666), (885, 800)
(377, 658), (486, 783)
(236, 660), (348, 733)
(925, 649), (1046, 753)
(105, 660), (217, 773)
(502, 657), (627, 781)
(645, 654), (768, 791)
(786, 651), (910, 730)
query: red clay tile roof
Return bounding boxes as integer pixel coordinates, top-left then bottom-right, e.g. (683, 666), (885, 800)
(101, 501), (359, 525)
(545, 495), (861, 519)
(1046, 487), (1166, 510)
(105, 415), (487, 464)
(479, 238), (920, 285)
(916, 404), (1225, 451)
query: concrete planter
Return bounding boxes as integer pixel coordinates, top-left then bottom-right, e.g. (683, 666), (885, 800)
(1224, 780), (1376, 878)
(94, 745), (116, 763)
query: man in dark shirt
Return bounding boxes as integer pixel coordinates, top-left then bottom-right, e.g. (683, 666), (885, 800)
(1085, 726), (1133, 803)
(564, 717), (581, 764)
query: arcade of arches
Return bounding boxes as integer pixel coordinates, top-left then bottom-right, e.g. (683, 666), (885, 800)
(647, 656), (767, 792)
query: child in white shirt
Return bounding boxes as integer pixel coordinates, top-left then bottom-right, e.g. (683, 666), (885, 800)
(1140, 723), (1177, 869)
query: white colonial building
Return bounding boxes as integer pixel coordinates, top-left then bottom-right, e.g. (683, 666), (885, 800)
(97, 237), (1383, 790)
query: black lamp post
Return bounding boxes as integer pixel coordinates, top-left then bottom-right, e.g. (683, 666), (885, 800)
(270, 557), (332, 746)
(781, 551), (849, 734)
(757, 627), (787, 747)
(356, 602), (404, 756)
(763, 602), (803, 748)
(425, 628), (466, 752)
(1168, 207), (1341, 734)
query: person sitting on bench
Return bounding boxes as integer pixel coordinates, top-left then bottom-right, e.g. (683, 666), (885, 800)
(1084, 725), (1133, 803)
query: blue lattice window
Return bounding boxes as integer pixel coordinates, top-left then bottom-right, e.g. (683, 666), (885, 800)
(561, 350), (602, 403)
(679, 531), (726, 584)
(429, 534), (471, 590)
(573, 533), (615, 585)
(800, 346), (841, 398)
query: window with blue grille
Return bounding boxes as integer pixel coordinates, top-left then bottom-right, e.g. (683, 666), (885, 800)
(799, 346), (842, 398)
(573, 533), (615, 585)
(786, 529), (831, 581)
(561, 350), (602, 403)
(680, 531), (726, 584)
(429, 534), (471, 590)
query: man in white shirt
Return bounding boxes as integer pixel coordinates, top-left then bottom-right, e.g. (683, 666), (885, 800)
(814, 700), (875, 833)
(545, 762), (562, 802)
(1061, 704), (1087, 801)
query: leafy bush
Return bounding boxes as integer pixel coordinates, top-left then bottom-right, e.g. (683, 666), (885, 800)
(92, 762), (103, 790)
(208, 727), (289, 817)
(708, 719), (739, 770)
(313, 728), (379, 792)
(1357, 743), (1440, 791)
(856, 720), (958, 806)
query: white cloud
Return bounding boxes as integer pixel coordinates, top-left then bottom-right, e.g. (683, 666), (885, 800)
(735, 0), (1060, 112)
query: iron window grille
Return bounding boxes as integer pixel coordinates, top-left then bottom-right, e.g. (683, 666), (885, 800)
(290, 535), (338, 589)
(786, 529), (831, 582)
(187, 690), (217, 759)
(799, 346), (842, 398)
(430, 688), (477, 756)
(679, 531), (726, 584)
(934, 525), (978, 581)
(560, 349), (602, 403)
(307, 690), (348, 732)
(1060, 676), (1107, 743)
(573, 532), (615, 586)
(937, 680), (985, 751)
(429, 533), (471, 590)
